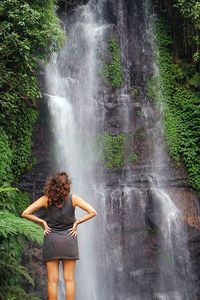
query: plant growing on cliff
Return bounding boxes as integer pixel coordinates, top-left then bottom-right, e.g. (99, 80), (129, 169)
(175, 0), (200, 62)
(103, 133), (125, 168)
(102, 39), (123, 88)
(126, 151), (139, 163)
(102, 132), (140, 168)
(0, 0), (65, 179)
(153, 0), (200, 63)
(148, 19), (200, 192)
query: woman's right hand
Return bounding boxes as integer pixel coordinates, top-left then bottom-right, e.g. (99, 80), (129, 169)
(43, 220), (51, 235)
(68, 220), (79, 237)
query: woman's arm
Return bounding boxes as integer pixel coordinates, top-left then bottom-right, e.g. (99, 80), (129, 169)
(21, 196), (51, 235)
(69, 194), (97, 236)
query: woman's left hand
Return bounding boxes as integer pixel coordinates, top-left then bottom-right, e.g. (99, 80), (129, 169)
(43, 220), (51, 236)
(68, 221), (79, 237)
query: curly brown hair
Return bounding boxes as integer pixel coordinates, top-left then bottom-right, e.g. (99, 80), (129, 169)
(44, 171), (72, 207)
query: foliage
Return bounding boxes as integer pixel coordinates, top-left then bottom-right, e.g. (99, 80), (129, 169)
(175, 0), (200, 62)
(162, 107), (180, 161)
(131, 87), (140, 96)
(102, 132), (140, 168)
(103, 133), (125, 168)
(0, 0), (65, 297)
(0, 286), (42, 300)
(0, 192), (43, 288)
(0, 129), (13, 185)
(126, 151), (139, 163)
(0, 187), (19, 192)
(102, 39), (123, 87)
(0, 251), (34, 286)
(153, 0), (200, 63)
(13, 191), (31, 215)
(0, 0), (65, 178)
(0, 211), (43, 243)
(148, 19), (200, 192)
(188, 72), (200, 88)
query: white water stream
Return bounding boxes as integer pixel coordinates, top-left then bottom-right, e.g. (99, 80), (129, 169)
(44, 1), (110, 299)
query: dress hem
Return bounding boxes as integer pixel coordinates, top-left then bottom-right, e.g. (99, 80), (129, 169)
(42, 256), (79, 262)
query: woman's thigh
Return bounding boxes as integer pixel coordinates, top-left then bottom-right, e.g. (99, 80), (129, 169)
(46, 259), (59, 282)
(62, 259), (76, 281)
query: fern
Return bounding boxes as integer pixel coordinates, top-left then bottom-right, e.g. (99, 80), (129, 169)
(0, 186), (19, 192)
(0, 251), (34, 286)
(0, 211), (43, 244)
(0, 286), (42, 300)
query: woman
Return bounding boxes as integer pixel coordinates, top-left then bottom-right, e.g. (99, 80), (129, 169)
(21, 171), (97, 300)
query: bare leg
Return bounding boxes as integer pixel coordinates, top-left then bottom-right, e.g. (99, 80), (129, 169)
(62, 259), (76, 300)
(46, 259), (59, 300)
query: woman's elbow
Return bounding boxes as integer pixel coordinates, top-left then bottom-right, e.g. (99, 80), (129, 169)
(92, 210), (97, 217)
(21, 211), (27, 218)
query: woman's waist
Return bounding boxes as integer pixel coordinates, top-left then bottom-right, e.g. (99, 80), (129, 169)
(48, 222), (74, 232)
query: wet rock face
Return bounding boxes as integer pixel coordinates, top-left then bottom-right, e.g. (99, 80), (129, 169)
(57, 0), (88, 14)
(19, 100), (54, 201)
(102, 186), (200, 299)
(103, 188), (158, 298)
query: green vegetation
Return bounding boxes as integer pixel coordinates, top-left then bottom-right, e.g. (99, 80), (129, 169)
(0, 286), (42, 300)
(175, 0), (200, 62)
(147, 19), (200, 192)
(102, 132), (140, 168)
(102, 39), (123, 87)
(0, 0), (65, 298)
(0, 189), (44, 297)
(127, 151), (139, 163)
(103, 133), (125, 168)
(153, 0), (200, 63)
(0, 0), (65, 178)
(131, 87), (140, 96)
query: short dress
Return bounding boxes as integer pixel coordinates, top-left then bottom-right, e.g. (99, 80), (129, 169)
(42, 193), (79, 262)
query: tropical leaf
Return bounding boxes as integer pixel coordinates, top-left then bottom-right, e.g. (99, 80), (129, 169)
(0, 251), (34, 286)
(0, 285), (42, 300)
(0, 211), (43, 244)
(0, 186), (19, 193)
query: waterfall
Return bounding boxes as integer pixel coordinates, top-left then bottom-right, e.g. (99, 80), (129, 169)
(44, 1), (110, 299)
(43, 0), (195, 299)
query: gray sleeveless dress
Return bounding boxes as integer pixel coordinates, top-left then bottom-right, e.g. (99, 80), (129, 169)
(42, 193), (79, 262)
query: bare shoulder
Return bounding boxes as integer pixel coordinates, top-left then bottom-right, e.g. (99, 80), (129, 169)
(71, 194), (97, 214)
(21, 195), (48, 216)
(71, 194), (87, 208)
(34, 195), (49, 208)
(42, 195), (49, 208)
(71, 194), (80, 208)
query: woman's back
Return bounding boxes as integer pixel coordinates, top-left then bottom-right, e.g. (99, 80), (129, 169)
(42, 193), (79, 262)
(46, 193), (76, 231)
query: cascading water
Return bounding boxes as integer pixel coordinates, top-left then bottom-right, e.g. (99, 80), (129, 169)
(43, 0), (196, 299)
(44, 2), (110, 299)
